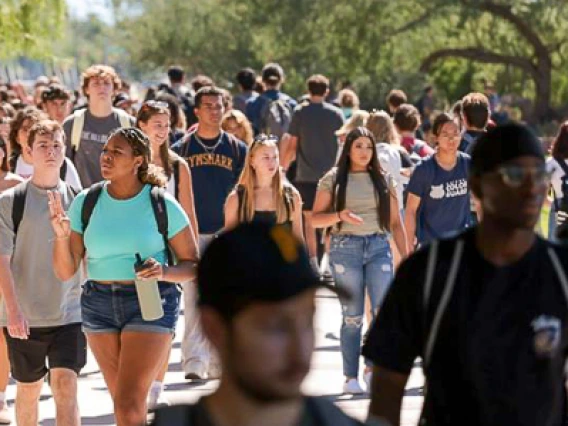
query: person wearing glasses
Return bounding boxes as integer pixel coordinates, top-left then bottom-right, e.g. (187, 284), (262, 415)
(363, 123), (565, 426)
(404, 113), (473, 252)
(224, 134), (303, 241)
(172, 86), (247, 381)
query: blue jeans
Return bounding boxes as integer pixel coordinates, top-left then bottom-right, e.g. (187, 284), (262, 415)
(329, 233), (394, 378)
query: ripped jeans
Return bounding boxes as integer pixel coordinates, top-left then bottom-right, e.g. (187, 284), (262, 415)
(329, 233), (393, 378)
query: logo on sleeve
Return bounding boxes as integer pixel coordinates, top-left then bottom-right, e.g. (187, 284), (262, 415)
(531, 315), (561, 358)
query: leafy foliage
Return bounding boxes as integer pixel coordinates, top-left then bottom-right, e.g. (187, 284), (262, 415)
(0, 0), (67, 59)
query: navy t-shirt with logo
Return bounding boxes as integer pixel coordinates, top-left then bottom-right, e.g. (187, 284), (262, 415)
(173, 132), (247, 234)
(363, 229), (568, 426)
(407, 152), (471, 244)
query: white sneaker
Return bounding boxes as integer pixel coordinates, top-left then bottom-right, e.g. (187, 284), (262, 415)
(148, 393), (170, 412)
(343, 378), (365, 395)
(0, 402), (11, 425)
(364, 370), (372, 393)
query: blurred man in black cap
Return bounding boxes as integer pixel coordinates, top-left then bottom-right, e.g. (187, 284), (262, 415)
(152, 222), (368, 426)
(364, 123), (568, 426)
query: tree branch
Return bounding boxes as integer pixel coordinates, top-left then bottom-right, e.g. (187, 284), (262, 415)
(460, 0), (548, 59)
(420, 47), (537, 76)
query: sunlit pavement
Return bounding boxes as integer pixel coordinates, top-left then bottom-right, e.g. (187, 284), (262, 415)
(5, 288), (423, 425)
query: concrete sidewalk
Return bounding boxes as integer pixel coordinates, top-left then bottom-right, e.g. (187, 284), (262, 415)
(5, 289), (424, 425)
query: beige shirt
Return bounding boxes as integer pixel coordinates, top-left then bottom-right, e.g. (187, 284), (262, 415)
(317, 168), (395, 236)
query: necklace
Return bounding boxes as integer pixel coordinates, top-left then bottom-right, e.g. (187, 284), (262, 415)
(194, 132), (223, 154)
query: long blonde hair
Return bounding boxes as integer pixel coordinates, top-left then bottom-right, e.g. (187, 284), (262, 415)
(236, 135), (293, 223)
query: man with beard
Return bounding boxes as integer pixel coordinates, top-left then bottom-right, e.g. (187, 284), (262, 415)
(152, 223), (367, 426)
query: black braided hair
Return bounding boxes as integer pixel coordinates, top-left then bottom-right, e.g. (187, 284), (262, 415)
(108, 127), (168, 187)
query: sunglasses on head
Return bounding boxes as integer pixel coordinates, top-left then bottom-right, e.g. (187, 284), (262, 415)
(492, 164), (551, 188)
(143, 100), (168, 109)
(252, 134), (279, 146)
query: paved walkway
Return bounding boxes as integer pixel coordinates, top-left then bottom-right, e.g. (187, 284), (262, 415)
(5, 289), (424, 425)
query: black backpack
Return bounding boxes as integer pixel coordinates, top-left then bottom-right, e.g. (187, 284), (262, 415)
(81, 182), (174, 266)
(11, 181), (78, 244)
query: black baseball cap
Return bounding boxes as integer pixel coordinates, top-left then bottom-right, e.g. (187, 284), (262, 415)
(470, 123), (544, 176)
(197, 223), (345, 317)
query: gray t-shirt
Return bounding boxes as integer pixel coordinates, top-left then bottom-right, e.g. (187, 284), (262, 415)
(318, 168), (396, 236)
(63, 108), (135, 188)
(288, 102), (344, 183)
(0, 181), (82, 327)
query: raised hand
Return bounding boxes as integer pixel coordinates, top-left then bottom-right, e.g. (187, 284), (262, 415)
(47, 190), (71, 239)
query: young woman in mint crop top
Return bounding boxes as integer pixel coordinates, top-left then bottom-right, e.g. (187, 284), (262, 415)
(48, 128), (198, 426)
(224, 134), (304, 242)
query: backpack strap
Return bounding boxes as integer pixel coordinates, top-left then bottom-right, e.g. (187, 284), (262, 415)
(150, 185), (174, 266)
(11, 182), (28, 243)
(423, 238), (464, 370)
(172, 158), (180, 201)
(546, 247), (568, 307)
(116, 108), (132, 129)
(60, 158), (68, 181)
(81, 182), (105, 233)
(70, 109), (87, 158)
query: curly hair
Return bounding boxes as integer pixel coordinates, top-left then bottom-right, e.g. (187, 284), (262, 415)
(81, 64), (121, 98)
(107, 127), (168, 187)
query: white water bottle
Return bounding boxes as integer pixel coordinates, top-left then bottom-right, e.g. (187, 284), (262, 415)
(134, 253), (164, 321)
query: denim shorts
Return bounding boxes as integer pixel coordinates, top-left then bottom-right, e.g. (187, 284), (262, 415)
(81, 281), (181, 334)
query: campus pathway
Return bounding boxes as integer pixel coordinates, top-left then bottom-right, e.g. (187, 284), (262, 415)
(5, 288), (424, 425)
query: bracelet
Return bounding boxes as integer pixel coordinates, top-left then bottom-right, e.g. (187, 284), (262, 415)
(55, 235), (70, 241)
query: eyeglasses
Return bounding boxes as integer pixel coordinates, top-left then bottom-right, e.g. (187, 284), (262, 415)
(492, 164), (551, 188)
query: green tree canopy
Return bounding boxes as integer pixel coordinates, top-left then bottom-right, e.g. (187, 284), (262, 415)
(0, 0), (67, 59)
(112, 0), (568, 123)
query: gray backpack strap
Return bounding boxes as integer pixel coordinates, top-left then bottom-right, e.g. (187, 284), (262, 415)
(423, 239), (465, 369)
(547, 247), (568, 306)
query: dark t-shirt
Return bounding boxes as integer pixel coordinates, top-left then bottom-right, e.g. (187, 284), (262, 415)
(288, 102), (344, 183)
(172, 132), (247, 234)
(63, 108), (135, 188)
(460, 129), (485, 154)
(407, 152), (471, 244)
(363, 229), (568, 426)
(151, 397), (365, 426)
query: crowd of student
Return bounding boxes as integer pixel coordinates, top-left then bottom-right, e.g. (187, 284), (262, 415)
(0, 61), (567, 426)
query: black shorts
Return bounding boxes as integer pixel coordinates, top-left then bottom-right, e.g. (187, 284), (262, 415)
(296, 182), (318, 211)
(4, 323), (86, 383)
